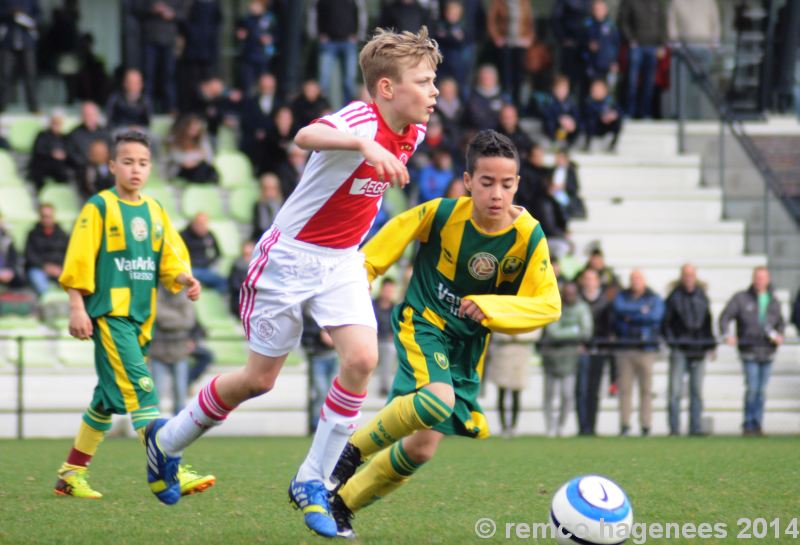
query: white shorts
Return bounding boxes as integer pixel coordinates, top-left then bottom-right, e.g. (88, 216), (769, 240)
(239, 226), (376, 357)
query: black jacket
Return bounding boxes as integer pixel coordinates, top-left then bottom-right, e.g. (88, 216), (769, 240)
(180, 226), (220, 269)
(719, 286), (785, 362)
(24, 222), (69, 271)
(106, 91), (152, 129)
(617, 0), (666, 47)
(662, 284), (716, 356)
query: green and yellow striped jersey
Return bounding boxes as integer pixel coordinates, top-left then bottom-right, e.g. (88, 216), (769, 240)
(363, 197), (561, 338)
(59, 188), (190, 341)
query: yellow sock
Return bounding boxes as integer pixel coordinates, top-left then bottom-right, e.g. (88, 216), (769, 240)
(59, 421), (105, 475)
(339, 441), (423, 511)
(350, 390), (453, 458)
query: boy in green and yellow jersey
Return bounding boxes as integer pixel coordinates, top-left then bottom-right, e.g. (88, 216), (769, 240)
(328, 130), (562, 538)
(53, 131), (214, 500)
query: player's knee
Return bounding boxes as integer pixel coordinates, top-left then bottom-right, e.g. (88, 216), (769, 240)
(240, 367), (279, 398)
(340, 345), (378, 378)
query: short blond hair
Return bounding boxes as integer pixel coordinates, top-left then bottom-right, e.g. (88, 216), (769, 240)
(359, 26), (442, 97)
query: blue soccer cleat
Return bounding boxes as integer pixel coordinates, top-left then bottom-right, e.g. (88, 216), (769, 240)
(288, 476), (338, 537)
(145, 418), (181, 505)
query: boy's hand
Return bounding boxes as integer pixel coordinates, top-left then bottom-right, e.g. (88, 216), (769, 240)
(177, 272), (202, 301)
(69, 307), (93, 340)
(360, 140), (409, 188)
(458, 299), (486, 323)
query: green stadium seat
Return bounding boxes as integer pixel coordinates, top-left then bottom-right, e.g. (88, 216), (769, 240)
(182, 185), (225, 219)
(6, 219), (34, 251)
(39, 183), (80, 223)
(144, 186), (181, 220)
(195, 290), (232, 325)
(216, 126), (238, 152)
(58, 338), (96, 368)
(0, 150), (21, 184)
(209, 219), (242, 258)
(150, 116), (174, 141)
(8, 117), (43, 153)
(206, 338), (248, 366)
(0, 187), (37, 221)
(228, 185), (259, 224)
(20, 339), (60, 368)
(215, 151), (254, 188)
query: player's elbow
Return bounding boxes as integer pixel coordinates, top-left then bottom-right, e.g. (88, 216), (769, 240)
(293, 126), (315, 150)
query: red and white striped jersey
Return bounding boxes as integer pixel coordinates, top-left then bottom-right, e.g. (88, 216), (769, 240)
(272, 101), (426, 249)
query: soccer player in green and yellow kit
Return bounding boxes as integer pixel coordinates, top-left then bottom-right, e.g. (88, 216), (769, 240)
(327, 130), (562, 537)
(53, 131), (214, 501)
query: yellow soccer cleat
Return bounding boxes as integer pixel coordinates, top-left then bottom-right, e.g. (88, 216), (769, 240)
(178, 465), (216, 496)
(54, 469), (103, 499)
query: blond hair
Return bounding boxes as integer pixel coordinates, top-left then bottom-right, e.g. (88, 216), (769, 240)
(359, 26), (442, 97)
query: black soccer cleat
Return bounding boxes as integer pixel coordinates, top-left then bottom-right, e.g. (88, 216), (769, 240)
(328, 442), (363, 493)
(330, 493), (356, 539)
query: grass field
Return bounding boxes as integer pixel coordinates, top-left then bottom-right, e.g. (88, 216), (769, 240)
(1, 436), (797, 545)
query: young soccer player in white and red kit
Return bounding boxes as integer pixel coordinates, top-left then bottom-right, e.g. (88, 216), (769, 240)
(144, 27), (442, 537)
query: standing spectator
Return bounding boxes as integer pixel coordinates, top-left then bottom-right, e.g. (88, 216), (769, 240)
(180, 212), (226, 293)
(24, 203), (69, 296)
(235, 0), (279, 95)
(379, 0), (430, 33)
(72, 33), (111, 105)
(497, 102), (533, 157)
(29, 110), (70, 189)
(540, 282), (593, 437)
(179, 0), (223, 108)
(165, 114), (218, 183)
(240, 72), (279, 166)
(488, 330), (536, 438)
(551, 0), (592, 92)
(580, 0), (620, 95)
(44, 0), (80, 104)
(66, 101), (112, 173)
(576, 268), (613, 435)
(290, 79), (331, 130)
(227, 240), (254, 316)
(453, 0), (486, 100)
(372, 278), (397, 396)
(667, 0), (720, 118)
(301, 309), (340, 432)
(537, 75), (581, 148)
(618, 0), (666, 119)
(76, 139), (114, 200)
(259, 105), (297, 179)
(578, 247), (619, 292)
(515, 142), (550, 216)
(416, 148), (454, 203)
(583, 78), (622, 151)
(105, 68), (152, 132)
(613, 269), (664, 436)
(663, 264), (715, 436)
(308, 0), (366, 107)
(121, 0), (143, 69)
(149, 285), (195, 415)
(251, 172), (283, 241)
(719, 266), (785, 437)
(435, 1), (469, 93)
(792, 289), (800, 336)
(551, 148), (586, 219)
(487, 0), (534, 106)
(0, 0), (41, 112)
(0, 215), (23, 290)
(463, 64), (505, 131)
(139, 0), (188, 113)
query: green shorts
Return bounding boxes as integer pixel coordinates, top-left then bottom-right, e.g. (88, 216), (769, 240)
(389, 304), (491, 438)
(89, 316), (158, 415)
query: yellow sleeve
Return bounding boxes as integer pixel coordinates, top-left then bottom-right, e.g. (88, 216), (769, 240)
(361, 198), (441, 283)
(464, 235), (562, 335)
(59, 202), (103, 295)
(158, 209), (191, 293)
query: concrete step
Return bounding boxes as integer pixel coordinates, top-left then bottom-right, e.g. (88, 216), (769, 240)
(582, 200), (723, 222)
(570, 221), (743, 236)
(580, 166), (701, 191)
(581, 186), (722, 200)
(571, 232), (744, 258)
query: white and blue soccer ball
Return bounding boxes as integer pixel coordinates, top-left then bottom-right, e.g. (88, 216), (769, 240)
(550, 475), (633, 545)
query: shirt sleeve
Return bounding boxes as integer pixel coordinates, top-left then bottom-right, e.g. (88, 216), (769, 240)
(59, 202), (103, 294)
(361, 199), (442, 284)
(158, 209), (191, 293)
(464, 234), (562, 335)
(314, 101), (376, 137)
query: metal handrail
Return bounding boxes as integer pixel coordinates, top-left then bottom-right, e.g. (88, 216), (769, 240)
(674, 44), (800, 227)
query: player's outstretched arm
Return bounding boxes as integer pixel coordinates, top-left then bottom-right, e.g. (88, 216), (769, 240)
(295, 122), (409, 187)
(361, 199), (442, 283)
(464, 235), (562, 335)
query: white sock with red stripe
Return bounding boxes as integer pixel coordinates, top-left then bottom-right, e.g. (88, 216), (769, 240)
(296, 377), (366, 483)
(158, 376), (235, 457)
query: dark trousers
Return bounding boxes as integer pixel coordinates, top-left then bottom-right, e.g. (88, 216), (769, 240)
(143, 42), (177, 112)
(576, 353), (608, 434)
(0, 48), (38, 112)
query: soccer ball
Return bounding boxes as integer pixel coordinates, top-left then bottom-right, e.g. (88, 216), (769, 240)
(550, 475), (633, 545)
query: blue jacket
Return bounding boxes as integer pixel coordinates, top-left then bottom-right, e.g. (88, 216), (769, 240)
(537, 93), (582, 137)
(612, 288), (664, 350)
(551, 0), (592, 44)
(584, 95), (621, 132)
(0, 0), (40, 50)
(236, 11), (278, 63)
(581, 16), (620, 78)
